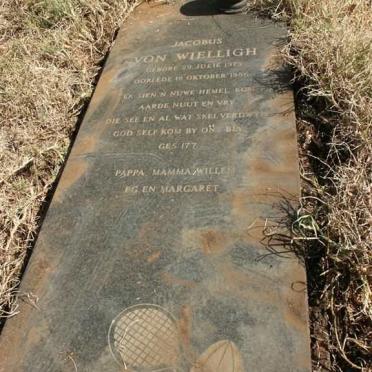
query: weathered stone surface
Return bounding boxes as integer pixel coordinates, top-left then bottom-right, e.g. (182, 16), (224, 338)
(0, 1), (311, 371)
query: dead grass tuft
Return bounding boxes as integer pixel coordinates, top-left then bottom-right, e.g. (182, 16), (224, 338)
(249, 0), (371, 370)
(0, 0), (137, 318)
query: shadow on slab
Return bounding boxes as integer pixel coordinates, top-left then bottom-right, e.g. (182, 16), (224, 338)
(180, 0), (220, 16)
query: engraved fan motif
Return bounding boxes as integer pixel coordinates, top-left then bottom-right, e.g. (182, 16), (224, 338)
(190, 340), (244, 372)
(108, 304), (180, 371)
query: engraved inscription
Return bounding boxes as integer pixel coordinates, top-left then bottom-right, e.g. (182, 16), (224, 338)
(106, 38), (259, 194)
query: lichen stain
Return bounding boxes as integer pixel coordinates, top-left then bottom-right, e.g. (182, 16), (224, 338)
(25, 256), (54, 295)
(26, 321), (49, 347)
(229, 189), (270, 241)
(161, 272), (196, 289)
(0, 304), (47, 369)
(86, 66), (118, 111)
(178, 304), (198, 363)
(71, 97), (116, 156)
(230, 107), (299, 228)
(178, 304), (192, 344)
(54, 159), (88, 203)
(200, 230), (229, 255)
(280, 264), (309, 333)
(70, 64), (122, 157)
(238, 86), (264, 112)
(281, 289), (309, 335)
(247, 128), (298, 187)
(267, 91), (295, 118)
(133, 222), (163, 260)
(182, 228), (237, 256)
(72, 135), (99, 157)
(147, 250), (161, 263)
(262, 46), (285, 72)
(215, 260), (279, 305)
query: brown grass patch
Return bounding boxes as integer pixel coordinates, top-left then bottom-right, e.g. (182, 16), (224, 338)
(0, 0), (137, 318)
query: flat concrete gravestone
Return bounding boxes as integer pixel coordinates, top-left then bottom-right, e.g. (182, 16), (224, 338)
(0, 1), (311, 371)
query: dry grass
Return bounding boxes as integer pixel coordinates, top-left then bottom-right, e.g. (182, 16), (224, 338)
(249, 0), (371, 370)
(0, 0), (137, 318)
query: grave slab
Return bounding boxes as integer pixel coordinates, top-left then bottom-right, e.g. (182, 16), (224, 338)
(0, 1), (311, 371)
